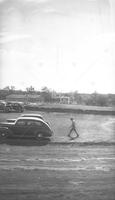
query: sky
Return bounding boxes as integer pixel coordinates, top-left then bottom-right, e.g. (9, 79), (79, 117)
(0, 0), (115, 93)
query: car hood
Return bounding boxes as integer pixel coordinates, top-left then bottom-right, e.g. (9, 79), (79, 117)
(0, 122), (15, 127)
(7, 119), (16, 123)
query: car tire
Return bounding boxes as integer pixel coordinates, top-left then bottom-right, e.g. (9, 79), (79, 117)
(16, 108), (23, 113)
(0, 130), (9, 140)
(19, 109), (23, 113)
(5, 107), (10, 113)
(17, 109), (21, 113)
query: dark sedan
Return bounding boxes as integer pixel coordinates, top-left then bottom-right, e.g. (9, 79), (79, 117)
(0, 117), (53, 140)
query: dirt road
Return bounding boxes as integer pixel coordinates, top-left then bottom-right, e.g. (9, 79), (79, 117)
(0, 143), (115, 200)
(0, 111), (115, 199)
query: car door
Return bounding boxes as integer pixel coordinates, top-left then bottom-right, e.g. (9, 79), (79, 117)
(11, 119), (28, 137)
(28, 120), (51, 137)
(24, 120), (43, 137)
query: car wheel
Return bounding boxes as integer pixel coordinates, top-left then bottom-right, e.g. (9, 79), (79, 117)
(5, 107), (10, 113)
(0, 130), (8, 139)
(19, 109), (23, 113)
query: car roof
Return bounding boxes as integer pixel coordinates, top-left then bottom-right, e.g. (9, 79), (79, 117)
(16, 117), (51, 129)
(21, 114), (43, 117)
(7, 101), (24, 105)
(17, 116), (43, 121)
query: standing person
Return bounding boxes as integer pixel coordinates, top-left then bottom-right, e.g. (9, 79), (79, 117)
(68, 118), (79, 139)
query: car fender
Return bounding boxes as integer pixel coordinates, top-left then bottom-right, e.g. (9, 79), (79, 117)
(33, 128), (42, 136)
(0, 127), (13, 135)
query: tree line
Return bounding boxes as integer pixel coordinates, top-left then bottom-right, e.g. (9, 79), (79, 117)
(0, 86), (115, 107)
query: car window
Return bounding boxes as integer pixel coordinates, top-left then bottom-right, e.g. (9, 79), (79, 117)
(16, 119), (26, 126)
(34, 121), (42, 126)
(27, 121), (34, 126)
(27, 120), (42, 126)
(13, 104), (17, 106)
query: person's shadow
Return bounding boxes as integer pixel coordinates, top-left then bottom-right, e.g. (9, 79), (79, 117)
(0, 138), (51, 146)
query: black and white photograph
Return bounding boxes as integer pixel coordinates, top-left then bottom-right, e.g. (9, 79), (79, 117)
(0, 0), (115, 199)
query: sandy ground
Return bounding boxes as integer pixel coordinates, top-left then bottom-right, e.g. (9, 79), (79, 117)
(0, 144), (115, 200)
(0, 111), (115, 200)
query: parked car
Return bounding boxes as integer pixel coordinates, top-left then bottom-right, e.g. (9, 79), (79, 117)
(0, 117), (53, 140)
(6, 102), (24, 113)
(0, 101), (11, 112)
(0, 101), (24, 113)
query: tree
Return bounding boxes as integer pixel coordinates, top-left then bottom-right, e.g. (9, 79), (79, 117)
(3, 86), (10, 91)
(41, 86), (52, 102)
(10, 86), (15, 91)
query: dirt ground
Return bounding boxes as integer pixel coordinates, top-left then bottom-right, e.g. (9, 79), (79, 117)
(0, 110), (115, 143)
(0, 111), (115, 200)
(0, 144), (115, 200)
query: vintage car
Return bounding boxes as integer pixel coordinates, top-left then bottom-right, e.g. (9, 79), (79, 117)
(0, 117), (53, 140)
(0, 101), (24, 113)
(0, 101), (11, 112)
(6, 102), (24, 113)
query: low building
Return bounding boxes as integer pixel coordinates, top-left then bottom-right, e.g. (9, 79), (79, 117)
(59, 96), (71, 104)
(51, 96), (71, 104)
